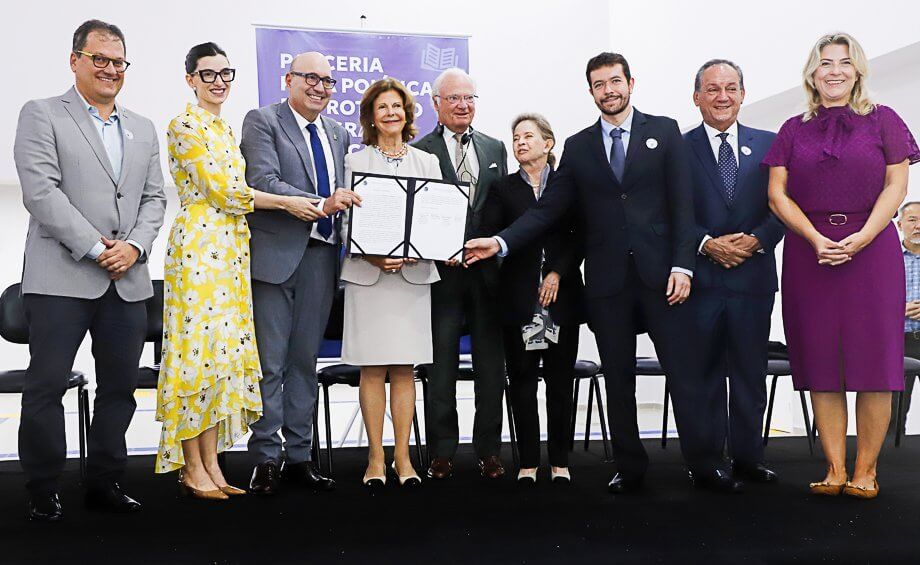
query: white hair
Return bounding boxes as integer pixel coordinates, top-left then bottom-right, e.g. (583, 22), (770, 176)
(431, 67), (477, 110)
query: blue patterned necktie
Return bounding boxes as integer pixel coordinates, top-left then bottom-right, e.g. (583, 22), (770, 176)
(608, 128), (626, 183)
(306, 123), (333, 239)
(717, 132), (737, 201)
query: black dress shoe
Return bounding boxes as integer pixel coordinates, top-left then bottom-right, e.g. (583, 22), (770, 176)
(84, 483), (142, 513)
(691, 469), (745, 494)
(607, 472), (643, 494)
(281, 461), (336, 491)
(28, 492), (63, 522)
(250, 461), (280, 496)
(734, 462), (778, 484)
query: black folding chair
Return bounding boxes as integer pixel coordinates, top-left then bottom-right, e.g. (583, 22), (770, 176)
(567, 360), (610, 461)
(0, 283), (90, 477)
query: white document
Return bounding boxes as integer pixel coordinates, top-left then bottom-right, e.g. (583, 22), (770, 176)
(408, 180), (470, 261)
(348, 176), (407, 256)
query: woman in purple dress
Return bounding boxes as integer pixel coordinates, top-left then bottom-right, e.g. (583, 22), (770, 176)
(764, 32), (919, 499)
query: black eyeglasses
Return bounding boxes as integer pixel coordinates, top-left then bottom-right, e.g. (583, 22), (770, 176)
(290, 71), (336, 89)
(194, 68), (236, 83)
(74, 50), (130, 72)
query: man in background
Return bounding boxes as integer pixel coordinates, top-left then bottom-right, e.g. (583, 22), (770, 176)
(892, 201), (920, 436)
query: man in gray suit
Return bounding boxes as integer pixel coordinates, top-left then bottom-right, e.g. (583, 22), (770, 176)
(240, 52), (358, 495)
(413, 68), (509, 479)
(13, 20), (166, 521)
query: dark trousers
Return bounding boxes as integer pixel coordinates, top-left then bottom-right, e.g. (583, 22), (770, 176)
(20, 285), (146, 494)
(427, 267), (505, 459)
(503, 323), (578, 468)
(588, 257), (722, 480)
(694, 288), (774, 466)
(890, 333), (920, 436)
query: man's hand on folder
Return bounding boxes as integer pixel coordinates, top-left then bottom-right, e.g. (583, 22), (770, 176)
(324, 188), (362, 215)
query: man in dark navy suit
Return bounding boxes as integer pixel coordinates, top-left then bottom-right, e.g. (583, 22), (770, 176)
(685, 59), (784, 483)
(465, 53), (740, 494)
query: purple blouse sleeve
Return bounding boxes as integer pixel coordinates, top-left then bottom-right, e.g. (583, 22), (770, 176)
(761, 116), (799, 168)
(877, 105), (920, 165)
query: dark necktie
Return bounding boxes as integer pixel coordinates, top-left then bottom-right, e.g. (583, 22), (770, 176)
(717, 132), (737, 201)
(608, 128), (626, 183)
(306, 123), (333, 239)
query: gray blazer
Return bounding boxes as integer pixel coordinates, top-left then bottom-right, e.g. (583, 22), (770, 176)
(340, 146), (442, 286)
(13, 87), (166, 302)
(240, 101), (348, 284)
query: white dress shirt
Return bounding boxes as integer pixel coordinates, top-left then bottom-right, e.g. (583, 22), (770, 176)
(289, 101), (336, 243)
(697, 121), (762, 256)
(442, 125), (480, 181)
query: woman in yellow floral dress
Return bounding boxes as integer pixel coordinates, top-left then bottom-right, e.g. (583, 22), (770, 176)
(156, 43), (328, 499)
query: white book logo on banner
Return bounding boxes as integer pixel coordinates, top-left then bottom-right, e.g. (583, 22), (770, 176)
(420, 45), (458, 71)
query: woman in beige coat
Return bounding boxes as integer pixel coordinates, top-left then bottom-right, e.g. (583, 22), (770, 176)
(341, 78), (441, 489)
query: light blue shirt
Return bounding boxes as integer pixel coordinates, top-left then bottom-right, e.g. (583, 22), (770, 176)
(74, 88), (144, 262)
(599, 107), (633, 161)
(76, 87), (123, 181)
(905, 246), (920, 333)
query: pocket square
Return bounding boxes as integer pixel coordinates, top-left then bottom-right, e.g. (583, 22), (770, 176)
(489, 163), (498, 169)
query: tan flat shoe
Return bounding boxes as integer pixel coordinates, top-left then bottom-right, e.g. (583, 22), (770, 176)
(218, 484), (247, 496)
(843, 480), (879, 499)
(809, 476), (848, 496)
(177, 470), (229, 500)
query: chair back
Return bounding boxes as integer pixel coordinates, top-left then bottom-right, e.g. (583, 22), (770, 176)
(0, 283), (28, 344)
(323, 284), (345, 341)
(145, 280), (164, 342)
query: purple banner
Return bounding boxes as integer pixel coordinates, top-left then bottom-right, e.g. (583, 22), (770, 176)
(255, 26), (469, 152)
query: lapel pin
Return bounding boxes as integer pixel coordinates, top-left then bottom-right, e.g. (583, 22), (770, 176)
(125, 130), (134, 140)
(740, 145), (752, 156)
(646, 138), (658, 149)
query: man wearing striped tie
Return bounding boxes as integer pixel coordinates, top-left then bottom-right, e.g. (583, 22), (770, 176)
(684, 59), (784, 484)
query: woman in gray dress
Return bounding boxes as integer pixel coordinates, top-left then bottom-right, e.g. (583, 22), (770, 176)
(341, 78), (442, 488)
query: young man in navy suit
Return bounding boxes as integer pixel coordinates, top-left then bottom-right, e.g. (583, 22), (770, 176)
(465, 53), (740, 494)
(685, 60), (784, 483)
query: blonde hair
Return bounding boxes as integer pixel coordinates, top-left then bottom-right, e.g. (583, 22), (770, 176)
(801, 32), (874, 121)
(511, 113), (557, 168)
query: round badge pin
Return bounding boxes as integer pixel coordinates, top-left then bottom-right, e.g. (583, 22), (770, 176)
(646, 138), (658, 149)
(741, 145), (752, 156)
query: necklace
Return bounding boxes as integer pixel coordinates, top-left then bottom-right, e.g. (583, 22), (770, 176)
(374, 143), (408, 160)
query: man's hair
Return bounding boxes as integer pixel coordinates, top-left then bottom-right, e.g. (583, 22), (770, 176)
(585, 52), (631, 85)
(694, 59), (745, 92)
(899, 201), (920, 216)
(185, 42), (227, 74)
(72, 19), (126, 54)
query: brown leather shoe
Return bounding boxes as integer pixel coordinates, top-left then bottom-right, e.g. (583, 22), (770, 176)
(427, 457), (453, 479)
(479, 456), (505, 479)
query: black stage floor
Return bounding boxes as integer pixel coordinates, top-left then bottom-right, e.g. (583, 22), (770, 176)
(1, 437), (918, 564)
